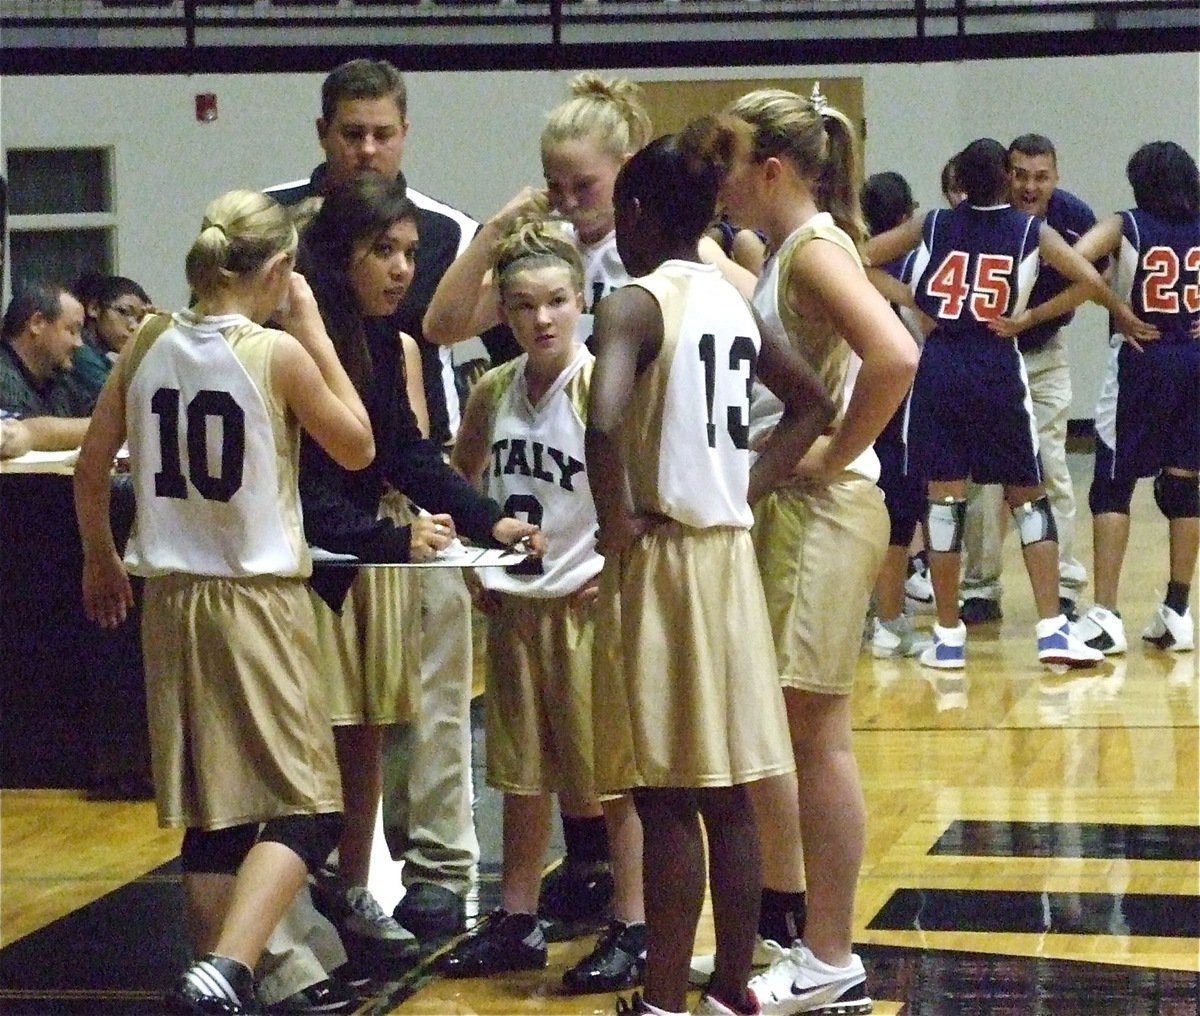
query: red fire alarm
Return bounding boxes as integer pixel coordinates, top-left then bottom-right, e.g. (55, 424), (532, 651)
(195, 92), (218, 123)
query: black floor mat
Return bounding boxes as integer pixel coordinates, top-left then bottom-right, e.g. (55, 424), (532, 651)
(0, 860), (187, 1014)
(3, 859), (1198, 1016)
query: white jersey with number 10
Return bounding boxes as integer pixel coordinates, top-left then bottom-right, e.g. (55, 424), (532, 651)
(122, 310), (310, 579)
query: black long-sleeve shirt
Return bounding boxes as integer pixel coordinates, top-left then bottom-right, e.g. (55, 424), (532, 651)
(268, 165), (518, 444)
(302, 318), (504, 608)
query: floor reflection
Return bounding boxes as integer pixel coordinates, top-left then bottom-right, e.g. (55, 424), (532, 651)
(868, 888), (1195, 938)
(862, 944), (1199, 1016)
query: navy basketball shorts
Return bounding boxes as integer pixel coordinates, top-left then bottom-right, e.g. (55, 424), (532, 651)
(1095, 336), (1200, 479)
(906, 333), (1042, 488)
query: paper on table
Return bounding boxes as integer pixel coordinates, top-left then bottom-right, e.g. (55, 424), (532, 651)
(310, 540), (527, 569)
(0, 445), (128, 475)
(0, 448), (80, 474)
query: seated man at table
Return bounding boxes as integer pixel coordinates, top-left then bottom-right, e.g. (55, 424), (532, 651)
(1, 282), (150, 799)
(1, 281), (95, 447)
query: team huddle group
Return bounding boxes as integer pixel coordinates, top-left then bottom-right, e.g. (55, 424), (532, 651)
(48, 55), (1200, 1016)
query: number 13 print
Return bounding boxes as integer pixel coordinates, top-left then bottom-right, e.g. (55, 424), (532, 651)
(698, 333), (757, 450)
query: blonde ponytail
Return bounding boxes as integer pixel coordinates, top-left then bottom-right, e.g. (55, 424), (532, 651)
(185, 190), (297, 299)
(814, 108), (867, 247)
(542, 73), (654, 160)
(726, 86), (867, 248)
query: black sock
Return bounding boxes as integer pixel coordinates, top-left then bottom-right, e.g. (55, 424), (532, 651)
(561, 814), (610, 866)
(1165, 582), (1190, 616)
(759, 888), (806, 945)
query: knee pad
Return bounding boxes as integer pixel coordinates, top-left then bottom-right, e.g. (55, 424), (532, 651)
(180, 824), (258, 875)
(1011, 495), (1058, 547)
(1154, 471), (1200, 519)
(1089, 472), (1136, 516)
(259, 812), (344, 874)
(923, 498), (967, 553)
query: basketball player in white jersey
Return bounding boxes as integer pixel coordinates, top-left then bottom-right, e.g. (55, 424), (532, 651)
(589, 132), (835, 1016)
(434, 220), (648, 994)
(74, 190), (375, 1016)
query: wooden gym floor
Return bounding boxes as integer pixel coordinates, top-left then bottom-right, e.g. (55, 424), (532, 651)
(1, 465), (1197, 1014)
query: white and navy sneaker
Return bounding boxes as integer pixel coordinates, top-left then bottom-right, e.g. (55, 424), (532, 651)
(748, 942), (872, 1014)
(342, 886), (420, 955)
(919, 621), (966, 670)
(1142, 604), (1195, 652)
(1073, 604), (1127, 655)
(904, 556), (935, 614)
(1036, 614), (1104, 668)
(871, 615), (932, 659)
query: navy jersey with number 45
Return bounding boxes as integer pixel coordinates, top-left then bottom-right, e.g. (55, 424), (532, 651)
(1112, 208), (1200, 339)
(910, 205), (1041, 340)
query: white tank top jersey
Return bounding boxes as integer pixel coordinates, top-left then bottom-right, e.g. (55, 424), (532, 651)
(564, 224), (632, 347)
(619, 260), (759, 530)
(474, 344), (602, 598)
(749, 214), (880, 482)
(122, 311), (311, 579)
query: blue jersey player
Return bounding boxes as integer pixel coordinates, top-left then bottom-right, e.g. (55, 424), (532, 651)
(1005, 141), (1198, 655)
(959, 135), (1102, 626)
(905, 138), (1152, 671)
(860, 170), (930, 659)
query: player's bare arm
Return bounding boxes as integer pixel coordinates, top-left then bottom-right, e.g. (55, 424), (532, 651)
(1038, 222), (1159, 347)
(74, 361), (133, 629)
(749, 317), (836, 504)
(698, 235), (758, 299)
(586, 286), (662, 557)
(864, 211), (925, 268)
(789, 240), (918, 478)
(423, 187), (549, 345)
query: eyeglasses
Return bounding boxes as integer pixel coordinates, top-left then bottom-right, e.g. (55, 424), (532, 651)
(105, 303), (147, 324)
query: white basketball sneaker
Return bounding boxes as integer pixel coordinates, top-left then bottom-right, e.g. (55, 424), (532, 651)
(749, 942), (872, 1014)
(904, 556), (936, 614)
(1036, 614), (1105, 668)
(919, 621), (966, 670)
(1142, 604), (1195, 652)
(871, 615), (932, 659)
(1072, 604), (1128, 655)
